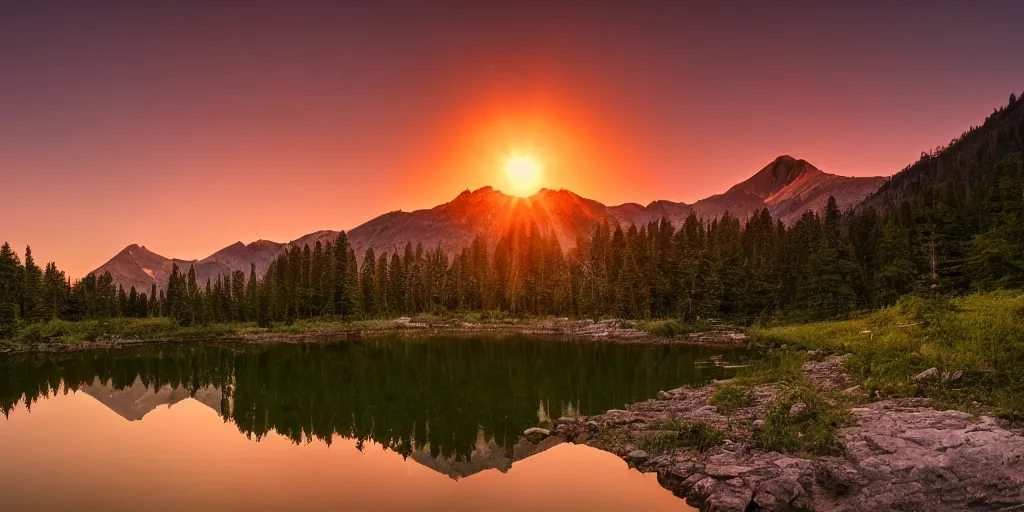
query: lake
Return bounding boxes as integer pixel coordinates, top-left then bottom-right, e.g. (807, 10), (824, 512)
(0, 335), (741, 511)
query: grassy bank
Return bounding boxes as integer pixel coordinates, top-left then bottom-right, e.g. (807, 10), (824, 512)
(0, 316), (415, 345)
(752, 291), (1024, 418)
(0, 312), (724, 347)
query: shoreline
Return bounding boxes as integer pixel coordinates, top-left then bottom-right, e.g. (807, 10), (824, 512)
(0, 318), (750, 355)
(547, 353), (1024, 511)
(6, 314), (1023, 510)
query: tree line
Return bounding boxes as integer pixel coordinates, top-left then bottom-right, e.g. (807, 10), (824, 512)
(2, 97), (1022, 331)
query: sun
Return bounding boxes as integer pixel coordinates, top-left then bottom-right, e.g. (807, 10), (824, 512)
(503, 156), (543, 196)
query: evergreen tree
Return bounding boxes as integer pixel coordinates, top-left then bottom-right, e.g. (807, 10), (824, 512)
(22, 246), (44, 321)
(361, 248), (377, 316)
(374, 252), (389, 314)
(0, 243), (23, 329)
(388, 252), (405, 315)
(39, 262), (68, 321)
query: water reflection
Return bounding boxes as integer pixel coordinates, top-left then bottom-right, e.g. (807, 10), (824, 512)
(0, 336), (733, 510)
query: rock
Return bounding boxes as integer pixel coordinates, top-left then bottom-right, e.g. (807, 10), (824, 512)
(789, 402), (808, 418)
(577, 361), (1024, 512)
(752, 474), (804, 508)
(627, 449), (649, 463)
(705, 464), (754, 478)
(914, 367), (939, 382)
(941, 370), (964, 382)
(657, 390), (671, 400)
(523, 427), (550, 443)
(394, 317), (412, 324)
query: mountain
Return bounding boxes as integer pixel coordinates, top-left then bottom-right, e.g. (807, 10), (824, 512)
(90, 241), (285, 296)
(79, 377), (224, 421)
(90, 156), (884, 291)
(861, 93), (1024, 211)
(410, 428), (563, 480)
(717, 155), (886, 224)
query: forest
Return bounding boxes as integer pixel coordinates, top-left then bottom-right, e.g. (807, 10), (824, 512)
(1, 94), (1022, 334)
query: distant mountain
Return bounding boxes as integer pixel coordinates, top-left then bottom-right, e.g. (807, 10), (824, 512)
(79, 377), (223, 421)
(410, 429), (563, 480)
(90, 156), (884, 291)
(90, 241), (285, 297)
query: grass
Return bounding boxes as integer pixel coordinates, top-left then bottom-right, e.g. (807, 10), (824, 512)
(710, 384), (754, 413)
(755, 386), (853, 456)
(731, 349), (806, 386)
(640, 416), (726, 454)
(637, 318), (713, 337)
(2, 316), (399, 344)
(11, 317), (235, 344)
(752, 291), (1024, 418)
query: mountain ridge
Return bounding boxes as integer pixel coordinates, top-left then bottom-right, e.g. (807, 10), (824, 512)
(90, 156), (885, 292)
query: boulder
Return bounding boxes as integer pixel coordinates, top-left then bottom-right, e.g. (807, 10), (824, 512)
(523, 427), (550, 443)
(941, 370), (964, 382)
(914, 367), (939, 382)
(627, 449), (649, 463)
(789, 402), (808, 418)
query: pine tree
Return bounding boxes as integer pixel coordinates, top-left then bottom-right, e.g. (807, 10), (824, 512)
(361, 248), (376, 316)
(149, 284), (158, 317)
(388, 252), (405, 315)
(0, 243), (23, 330)
(374, 252), (389, 314)
(247, 263), (259, 321)
(333, 232), (356, 317)
(22, 246), (44, 322)
(39, 262), (68, 321)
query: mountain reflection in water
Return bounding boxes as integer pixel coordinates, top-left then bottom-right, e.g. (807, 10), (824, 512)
(0, 336), (736, 510)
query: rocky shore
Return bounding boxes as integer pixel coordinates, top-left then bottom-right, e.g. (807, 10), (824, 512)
(551, 355), (1024, 511)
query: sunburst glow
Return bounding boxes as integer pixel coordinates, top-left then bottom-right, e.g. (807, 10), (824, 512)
(503, 156), (543, 196)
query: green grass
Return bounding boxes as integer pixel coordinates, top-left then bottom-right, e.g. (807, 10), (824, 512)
(710, 384), (755, 412)
(640, 416), (726, 454)
(756, 387), (853, 456)
(731, 349), (806, 386)
(8, 317), (262, 344)
(3, 316), (405, 344)
(751, 291), (1024, 418)
(637, 318), (713, 337)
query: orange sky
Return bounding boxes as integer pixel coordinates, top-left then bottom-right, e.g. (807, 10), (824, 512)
(2, 3), (1023, 278)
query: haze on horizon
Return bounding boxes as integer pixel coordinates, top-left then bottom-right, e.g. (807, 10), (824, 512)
(3, 1), (1023, 278)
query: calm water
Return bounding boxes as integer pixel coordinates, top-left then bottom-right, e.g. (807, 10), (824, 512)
(0, 335), (739, 511)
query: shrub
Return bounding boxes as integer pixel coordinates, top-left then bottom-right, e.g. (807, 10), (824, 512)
(756, 387), (852, 456)
(641, 417), (725, 454)
(710, 384), (754, 413)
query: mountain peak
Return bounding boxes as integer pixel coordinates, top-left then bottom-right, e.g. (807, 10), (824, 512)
(91, 158), (886, 293)
(727, 155), (823, 199)
(119, 243), (142, 254)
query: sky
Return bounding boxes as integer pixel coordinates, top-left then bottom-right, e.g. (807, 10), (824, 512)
(2, 1), (1024, 278)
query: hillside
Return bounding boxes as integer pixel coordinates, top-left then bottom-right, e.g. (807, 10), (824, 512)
(862, 93), (1024, 211)
(90, 156), (884, 291)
